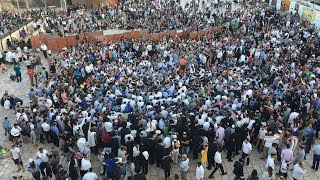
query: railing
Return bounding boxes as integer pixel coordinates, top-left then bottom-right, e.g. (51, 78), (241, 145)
(30, 26), (222, 53)
(0, 19), (32, 40)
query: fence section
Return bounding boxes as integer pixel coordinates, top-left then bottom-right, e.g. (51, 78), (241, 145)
(30, 27), (221, 53)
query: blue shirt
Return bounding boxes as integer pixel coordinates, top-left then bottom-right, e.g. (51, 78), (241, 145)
(312, 144), (320, 155)
(2, 119), (10, 129)
(27, 159), (41, 171)
(51, 125), (59, 135)
(104, 158), (117, 172)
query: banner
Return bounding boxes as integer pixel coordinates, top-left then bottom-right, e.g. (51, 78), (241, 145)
(302, 9), (316, 23)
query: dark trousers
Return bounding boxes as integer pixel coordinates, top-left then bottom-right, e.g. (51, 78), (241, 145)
(234, 174), (243, 180)
(51, 132), (59, 147)
(40, 162), (48, 177)
(164, 169), (170, 180)
(227, 149), (233, 161)
(32, 171), (41, 180)
(42, 50), (48, 59)
(16, 73), (22, 82)
(44, 131), (51, 143)
(142, 160), (148, 174)
(313, 154), (320, 170)
(306, 140), (312, 153)
(209, 163), (224, 177)
(40, 134), (44, 143)
(207, 157), (215, 169)
(241, 153), (249, 165)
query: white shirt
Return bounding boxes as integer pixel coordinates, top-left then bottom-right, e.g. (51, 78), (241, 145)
(280, 161), (288, 173)
(10, 126), (21, 137)
(81, 158), (92, 170)
(214, 151), (222, 164)
(10, 147), (21, 159)
(266, 155), (275, 169)
(104, 121), (113, 132)
(133, 146), (140, 157)
(4, 99), (10, 109)
(242, 142), (252, 154)
(264, 136), (276, 148)
(41, 122), (51, 132)
(163, 137), (171, 148)
(292, 164), (306, 180)
(83, 172), (98, 180)
(196, 165), (205, 180)
(37, 150), (49, 162)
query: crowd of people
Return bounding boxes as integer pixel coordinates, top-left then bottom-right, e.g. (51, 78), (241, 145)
(0, 11), (30, 37)
(1, 0), (320, 180)
(30, 0), (235, 36)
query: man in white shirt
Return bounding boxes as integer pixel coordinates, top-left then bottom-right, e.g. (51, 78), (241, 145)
(81, 155), (92, 175)
(196, 162), (204, 180)
(37, 148), (49, 162)
(11, 123), (22, 137)
(41, 120), (51, 143)
(280, 159), (290, 179)
(208, 149), (227, 178)
(266, 153), (276, 170)
(40, 43), (48, 59)
(10, 144), (25, 172)
(292, 162), (307, 180)
(104, 120), (113, 133)
(242, 138), (252, 165)
(83, 168), (98, 180)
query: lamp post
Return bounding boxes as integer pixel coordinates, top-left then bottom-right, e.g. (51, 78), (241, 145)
(16, 0), (21, 18)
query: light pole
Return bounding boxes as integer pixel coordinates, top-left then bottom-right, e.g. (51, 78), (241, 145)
(60, 0), (67, 12)
(25, 0), (29, 9)
(16, 0), (21, 18)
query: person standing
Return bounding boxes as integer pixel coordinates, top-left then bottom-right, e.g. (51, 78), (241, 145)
(266, 153), (276, 170)
(40, 43), (48, 59)
(200, 145), (208, 167)
(195, 162), (204, 180)
(103, 153), (117, 179)
(87, 121), (97, 154)
(83, 168), (98, 180)
(292, 162), (307, 180)
(233, 158), (244, 180)
(312, 143), (320, 171)
(280, 159), (290, 179)
(11, 123), (22, 144)
(30, 121), (37, 146)
(14, 64), (22, 82)
(27, 158), (41, 180)
(208, 149), (227, 179)
(162, 153), (173, 180)
(10, 144), (25, 172)
(179, 154), (189, 180)
(260, 166), (275, 180)
(242, 138), (252, 165)
(27, 68), (34, 86)
(41, 120), (51, 143)
(80, 154), (92, 177)
(37, 148), (49, 177)
(280, 144), (293, 163)
(2, 116), (11, 136)
(293, 145), (305, 165)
